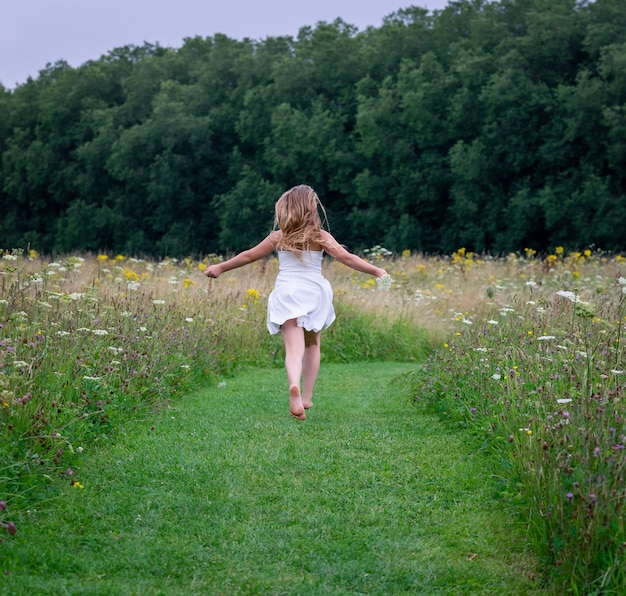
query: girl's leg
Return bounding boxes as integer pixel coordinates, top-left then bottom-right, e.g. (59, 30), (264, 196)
(280, 319), (306, 419)
(302, 330), (320, 409)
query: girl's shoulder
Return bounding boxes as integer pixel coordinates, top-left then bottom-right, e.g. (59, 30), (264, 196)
(268, 230), (282, 248)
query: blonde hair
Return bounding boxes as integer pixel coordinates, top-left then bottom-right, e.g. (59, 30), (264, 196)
(273, 185), (330, 254)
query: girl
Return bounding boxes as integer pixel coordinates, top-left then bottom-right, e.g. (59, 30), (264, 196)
(204, 185), (387, 420)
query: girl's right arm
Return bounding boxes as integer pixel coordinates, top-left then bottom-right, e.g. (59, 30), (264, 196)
(204, 231), (280, 278)
(320, 231), (387, 278)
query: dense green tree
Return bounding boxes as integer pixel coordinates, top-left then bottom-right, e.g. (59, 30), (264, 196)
(2, 0), (626, 256)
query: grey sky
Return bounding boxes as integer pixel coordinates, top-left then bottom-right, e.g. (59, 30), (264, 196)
(1, 0), (451, 89)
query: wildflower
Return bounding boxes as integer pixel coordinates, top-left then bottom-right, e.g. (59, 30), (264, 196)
(487, 320), (499, 325)
(537, 336), (556, 341)
(185, 317), (193, 323)
(92, 329), (108, 336)
(6, 521), (17, 535)
(13, 361), (29, 368)
(376, 274), (393, 291)
(556, 290), (582, 303)
(525, 281), (538, 287)
(0, 501), (6, 510)
(66, 468), (74, 476)
(218, 381), (227, 388)
(492, 373), (502, 381)
(557, 398), (572, 404)
(71, 481), (85, 489)
(519, 428), (532, 435)
(566, 493), (574, 500)
(153, 300), (166, 305)
(618, 276), (626, 286)
(593, 447), (600, 457)
(611, 370), (624, 375)
(562, 411), (570, 419)
(69, 292), (84, 300)
(127, 281), (141, 291)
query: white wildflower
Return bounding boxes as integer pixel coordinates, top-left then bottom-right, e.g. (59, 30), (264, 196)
(376, 274), (393, 291)
(153, 300), (166, 305)
(618, 276), (626, 285)
(69, 292), (84, 300)
(108, 346), (123, 354)
(536, 335), (556, 341)
(218, 381), (227, 388)
(127, 281), (141, 291)
(181, 365), (190, 369)
(492, 373), (501, 381)
(185, 317), (194, 323)
(556, 290), (582, 303)
(525, 281), (538, 287)
(611, 370), (624, 375)
(13, 361), (29, 368)
(486, 320), (499, 325)
(557, 398), (573, 404)
(55, 331), (71, 337)
(92, 329), (108, 336)
(2, 254), (17, 261)
(82, 376), (100, 381)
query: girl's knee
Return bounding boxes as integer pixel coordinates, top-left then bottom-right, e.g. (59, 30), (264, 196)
(304, 330), (319, 347)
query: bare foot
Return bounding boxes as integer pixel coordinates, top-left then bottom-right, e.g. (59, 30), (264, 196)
(289, 385), (306, 420)
(302, 396), (313, 409)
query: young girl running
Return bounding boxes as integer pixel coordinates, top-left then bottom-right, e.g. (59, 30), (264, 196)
(204, 185), (387, 420)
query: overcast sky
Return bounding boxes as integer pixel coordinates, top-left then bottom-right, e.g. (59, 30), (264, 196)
(1, 0), (451, 89)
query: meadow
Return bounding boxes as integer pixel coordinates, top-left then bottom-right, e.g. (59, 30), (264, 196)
(1, 244), (625, 593)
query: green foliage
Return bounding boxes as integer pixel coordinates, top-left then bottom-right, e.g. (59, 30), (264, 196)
(2, 1), (626, 255)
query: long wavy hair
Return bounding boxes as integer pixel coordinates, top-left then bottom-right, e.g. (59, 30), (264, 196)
(273, 185), (331, 254)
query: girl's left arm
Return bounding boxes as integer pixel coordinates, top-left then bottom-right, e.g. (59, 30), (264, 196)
(320, 231), (387, 278)
(204, 232), (279, 278)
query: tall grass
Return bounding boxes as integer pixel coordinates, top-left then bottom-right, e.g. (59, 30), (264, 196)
(412, 247), (626, 593)
(2, 244), (626, 593)
(0, 246), (433, 532)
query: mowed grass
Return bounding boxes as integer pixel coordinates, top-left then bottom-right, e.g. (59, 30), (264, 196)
(3, 363), (542, 595)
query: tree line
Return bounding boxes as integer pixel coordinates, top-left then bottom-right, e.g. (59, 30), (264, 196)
(1, 0), (625, 258)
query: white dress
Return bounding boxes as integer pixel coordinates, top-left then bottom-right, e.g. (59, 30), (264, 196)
(266, 250), (336, 335)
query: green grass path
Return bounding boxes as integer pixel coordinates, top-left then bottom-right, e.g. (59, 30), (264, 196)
(3, 363), (543, 595)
